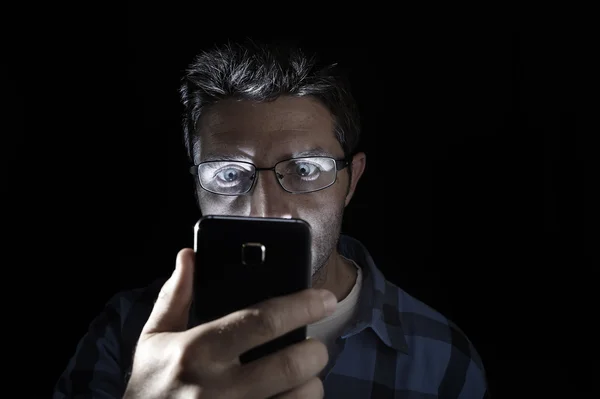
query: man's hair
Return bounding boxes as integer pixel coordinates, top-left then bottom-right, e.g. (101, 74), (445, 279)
(179, 39), (361, 165)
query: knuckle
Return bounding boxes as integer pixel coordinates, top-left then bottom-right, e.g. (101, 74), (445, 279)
(305, 291), (325, 320)
(166, 340), (195, 381)
(279, 351), (305, 381)
(167, 332), (228, 385)
(157, 277), (175, 300)
(169, 337), (196, 370)
(251, 307), (283, 338)
(170, 331), (211, 367)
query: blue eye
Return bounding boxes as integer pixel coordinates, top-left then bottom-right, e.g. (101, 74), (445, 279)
(217, 168), (240, 182)
(295, 162), (317, 177)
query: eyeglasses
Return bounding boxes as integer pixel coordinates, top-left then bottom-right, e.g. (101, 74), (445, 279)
(189, 156), (350, 195)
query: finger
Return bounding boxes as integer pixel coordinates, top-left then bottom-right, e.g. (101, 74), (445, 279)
(231, 338), (328, 399)
(141, 248), (195, 335)
(198, 288), (336, 362)
(271, 376), (325, 399)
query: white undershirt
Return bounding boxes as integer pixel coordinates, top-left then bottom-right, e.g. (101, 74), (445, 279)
(307, 257), (363, 356)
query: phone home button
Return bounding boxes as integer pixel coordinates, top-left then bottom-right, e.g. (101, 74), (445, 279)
(241, 242), (266, 266)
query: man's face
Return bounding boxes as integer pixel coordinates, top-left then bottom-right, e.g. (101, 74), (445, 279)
(194, 96), (358, 276)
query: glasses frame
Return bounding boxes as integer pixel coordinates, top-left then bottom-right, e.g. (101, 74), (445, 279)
(189, 156), (351, 195)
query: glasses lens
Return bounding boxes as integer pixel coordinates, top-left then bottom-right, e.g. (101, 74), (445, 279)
(198, 161), (255, 195)
(276, 157), (336, 193)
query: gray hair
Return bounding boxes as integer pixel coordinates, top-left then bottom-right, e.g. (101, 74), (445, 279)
(179, 39), (361, 163)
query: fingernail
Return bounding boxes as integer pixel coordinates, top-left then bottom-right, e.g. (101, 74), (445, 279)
(319, 290), (337, 316)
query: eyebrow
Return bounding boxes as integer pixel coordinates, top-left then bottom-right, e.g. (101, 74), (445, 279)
(201, 147), (335, 162)
(202, 152), (247, 162)
(293, 147), (333, 158)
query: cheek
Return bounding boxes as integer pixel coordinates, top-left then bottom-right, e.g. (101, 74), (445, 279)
(295, 188), (345, 230)
(198, 191), (241, 215)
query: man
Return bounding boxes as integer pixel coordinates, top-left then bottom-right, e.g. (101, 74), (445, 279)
(54, 40), (489, 398)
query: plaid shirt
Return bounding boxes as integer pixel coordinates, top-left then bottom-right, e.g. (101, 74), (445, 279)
(54, 235), (489, 398)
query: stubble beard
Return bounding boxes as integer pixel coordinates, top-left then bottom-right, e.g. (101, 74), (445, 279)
(310, 202), (345, 287)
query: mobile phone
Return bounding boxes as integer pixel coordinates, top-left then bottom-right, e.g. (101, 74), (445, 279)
(193, 215), (312, 364)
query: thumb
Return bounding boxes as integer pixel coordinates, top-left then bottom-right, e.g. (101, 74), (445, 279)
(142, 248), (195, 335)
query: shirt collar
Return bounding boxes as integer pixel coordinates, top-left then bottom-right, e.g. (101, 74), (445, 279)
(338, 235), (409, 353)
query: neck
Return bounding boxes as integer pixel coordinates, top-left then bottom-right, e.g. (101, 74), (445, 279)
(312, 249), (357, 302)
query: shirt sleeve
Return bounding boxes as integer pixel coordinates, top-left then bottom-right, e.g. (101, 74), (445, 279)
(53, 293), (127, 399)
(439, 319), (491, 399)
(457, 356), (490, 399)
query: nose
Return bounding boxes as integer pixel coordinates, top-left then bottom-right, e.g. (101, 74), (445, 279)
(248, 170), (293, 219)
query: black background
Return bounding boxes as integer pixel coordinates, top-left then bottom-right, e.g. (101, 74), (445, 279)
(9, 6), (592, 398)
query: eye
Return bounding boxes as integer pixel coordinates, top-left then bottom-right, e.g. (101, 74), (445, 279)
(216, 167), (242, 183)
(294, 162), (318, 177)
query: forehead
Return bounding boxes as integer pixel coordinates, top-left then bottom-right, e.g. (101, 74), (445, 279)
(195, 96), (340, 162)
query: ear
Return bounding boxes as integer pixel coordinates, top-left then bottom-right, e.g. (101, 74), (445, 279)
(344, 152), (366, 207)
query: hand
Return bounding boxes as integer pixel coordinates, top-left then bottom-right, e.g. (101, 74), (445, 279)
(123, 248), (337, 399)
